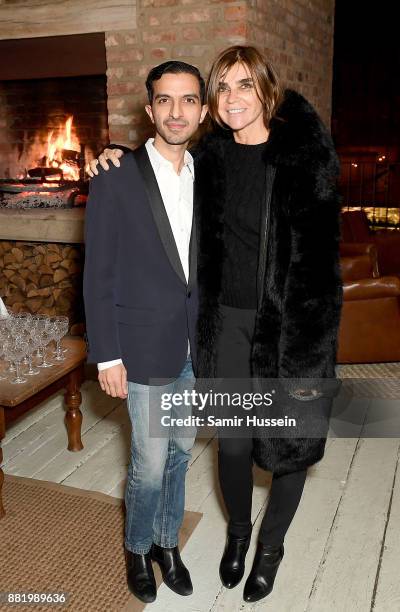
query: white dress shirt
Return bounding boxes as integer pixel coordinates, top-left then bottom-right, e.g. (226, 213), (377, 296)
(98, 138), (194, 371)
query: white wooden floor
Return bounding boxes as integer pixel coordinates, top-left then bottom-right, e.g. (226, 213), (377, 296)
(2, 377), (400, 612)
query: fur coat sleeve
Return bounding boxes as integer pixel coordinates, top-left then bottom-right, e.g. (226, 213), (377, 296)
(278, 167), (343, 390)
(265, 90), (343, 393)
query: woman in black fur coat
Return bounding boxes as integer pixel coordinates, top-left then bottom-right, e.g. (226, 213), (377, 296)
(192, 45), (342, 603)
(88, 45), (342, 604)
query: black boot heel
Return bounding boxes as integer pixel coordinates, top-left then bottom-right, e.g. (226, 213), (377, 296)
(219, 533), (252, 589)
(243, 542), (284, 602)
(125, 549), (157, 603)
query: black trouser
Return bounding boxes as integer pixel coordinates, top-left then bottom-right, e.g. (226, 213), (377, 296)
(215, 304), (307, 545)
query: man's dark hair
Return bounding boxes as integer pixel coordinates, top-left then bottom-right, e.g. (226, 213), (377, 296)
(145, 61), (205, 104)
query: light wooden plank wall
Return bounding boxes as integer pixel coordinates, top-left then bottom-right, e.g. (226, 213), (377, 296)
(0, 0), (136, 39)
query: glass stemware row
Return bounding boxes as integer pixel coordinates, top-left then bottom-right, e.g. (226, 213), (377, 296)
(0, 310), (69, 384)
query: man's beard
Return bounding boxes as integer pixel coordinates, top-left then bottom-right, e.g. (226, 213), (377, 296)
(156, 122), (192, 146)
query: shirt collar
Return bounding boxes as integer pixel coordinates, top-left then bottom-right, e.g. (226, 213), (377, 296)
(145, 138), (194, 178)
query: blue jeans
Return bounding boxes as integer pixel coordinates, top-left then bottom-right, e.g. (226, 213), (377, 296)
(125, 357), (196, 554)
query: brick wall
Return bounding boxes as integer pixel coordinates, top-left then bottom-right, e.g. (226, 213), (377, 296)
(105, 0), (335, 147)
(246, 0), (335, 125)
(105, 0), (248, 146)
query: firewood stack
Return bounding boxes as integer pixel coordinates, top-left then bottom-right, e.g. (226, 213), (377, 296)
(0, 240), (84, 331)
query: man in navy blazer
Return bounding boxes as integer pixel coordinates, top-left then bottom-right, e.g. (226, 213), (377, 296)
(83, 61), (207, 604)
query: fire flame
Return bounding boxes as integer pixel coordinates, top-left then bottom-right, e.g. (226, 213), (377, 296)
(45, 116), (80, 181)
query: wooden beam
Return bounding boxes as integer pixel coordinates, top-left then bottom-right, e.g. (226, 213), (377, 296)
(0, 34), (107, 80)
(0, 0), (136, 40)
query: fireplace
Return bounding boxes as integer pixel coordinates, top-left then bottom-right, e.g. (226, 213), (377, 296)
(0, 33), (109, 209)
(0, 75), (108, 209)
(0, 33), (110, 325)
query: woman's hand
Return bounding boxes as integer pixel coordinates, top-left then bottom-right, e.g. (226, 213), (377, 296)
(86, 148), (124, 177)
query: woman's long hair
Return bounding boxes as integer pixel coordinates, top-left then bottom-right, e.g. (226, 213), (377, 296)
(206, 45), (283, 129)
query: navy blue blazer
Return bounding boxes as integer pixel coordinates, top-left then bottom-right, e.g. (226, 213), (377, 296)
(83, 145), (198, 384)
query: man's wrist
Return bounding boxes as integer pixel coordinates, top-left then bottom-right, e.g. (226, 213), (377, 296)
(98, 358), (123, 371)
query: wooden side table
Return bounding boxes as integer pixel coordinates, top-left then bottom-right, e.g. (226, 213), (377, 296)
(0, 336), (87, 518)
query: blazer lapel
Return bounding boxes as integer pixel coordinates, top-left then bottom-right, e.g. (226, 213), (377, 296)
(187, 193), (197, 292)
(133, 145), (186, 286)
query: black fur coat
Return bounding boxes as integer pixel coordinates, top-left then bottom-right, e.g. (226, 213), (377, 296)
(193, 89), (343, 475)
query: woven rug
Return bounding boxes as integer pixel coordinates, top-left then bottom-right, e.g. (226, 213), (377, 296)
(337, 362), (400, 399)
(338, 361), (400, 379)
(0, 475), (202, 611)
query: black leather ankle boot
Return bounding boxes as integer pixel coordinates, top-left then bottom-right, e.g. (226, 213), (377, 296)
(125, 549), (157, 603)
(243, 542), (284, 602)
(151, 543), (193, 596)
(219, 533), (252, 589)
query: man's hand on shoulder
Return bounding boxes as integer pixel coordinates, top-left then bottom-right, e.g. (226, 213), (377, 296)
(98, 363), (128, 399)
(86, 148), (125, 177)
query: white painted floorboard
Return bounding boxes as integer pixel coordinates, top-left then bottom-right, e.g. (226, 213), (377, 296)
(2, 381), (400, 612)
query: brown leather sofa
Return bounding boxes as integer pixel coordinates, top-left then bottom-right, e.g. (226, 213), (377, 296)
(337, 242), (400, 363)
(341, 209), (400, 276)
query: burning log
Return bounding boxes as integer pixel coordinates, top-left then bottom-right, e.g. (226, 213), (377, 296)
(62, 149), (80, 162)
(0, 116), (89, 208)
(45, 116), (82, 181)
(27, 167), (63, 180)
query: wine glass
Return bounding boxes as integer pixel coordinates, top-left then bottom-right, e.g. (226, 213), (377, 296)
(6, 338), (28, 384)
(51, 316), (69, 361)
(25, 332), (40, 376)
(4, 312), (17, 334)
(31, 314), (49, 359)
(36, 325), (54, 368)
(14, 313), (32, 364)
(13, 311), (32, 330)
(9, 323), (29, 370)
(0, 323), (8, 380)
(0, 313), (10, 328)
(3, 313), (17, 371)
